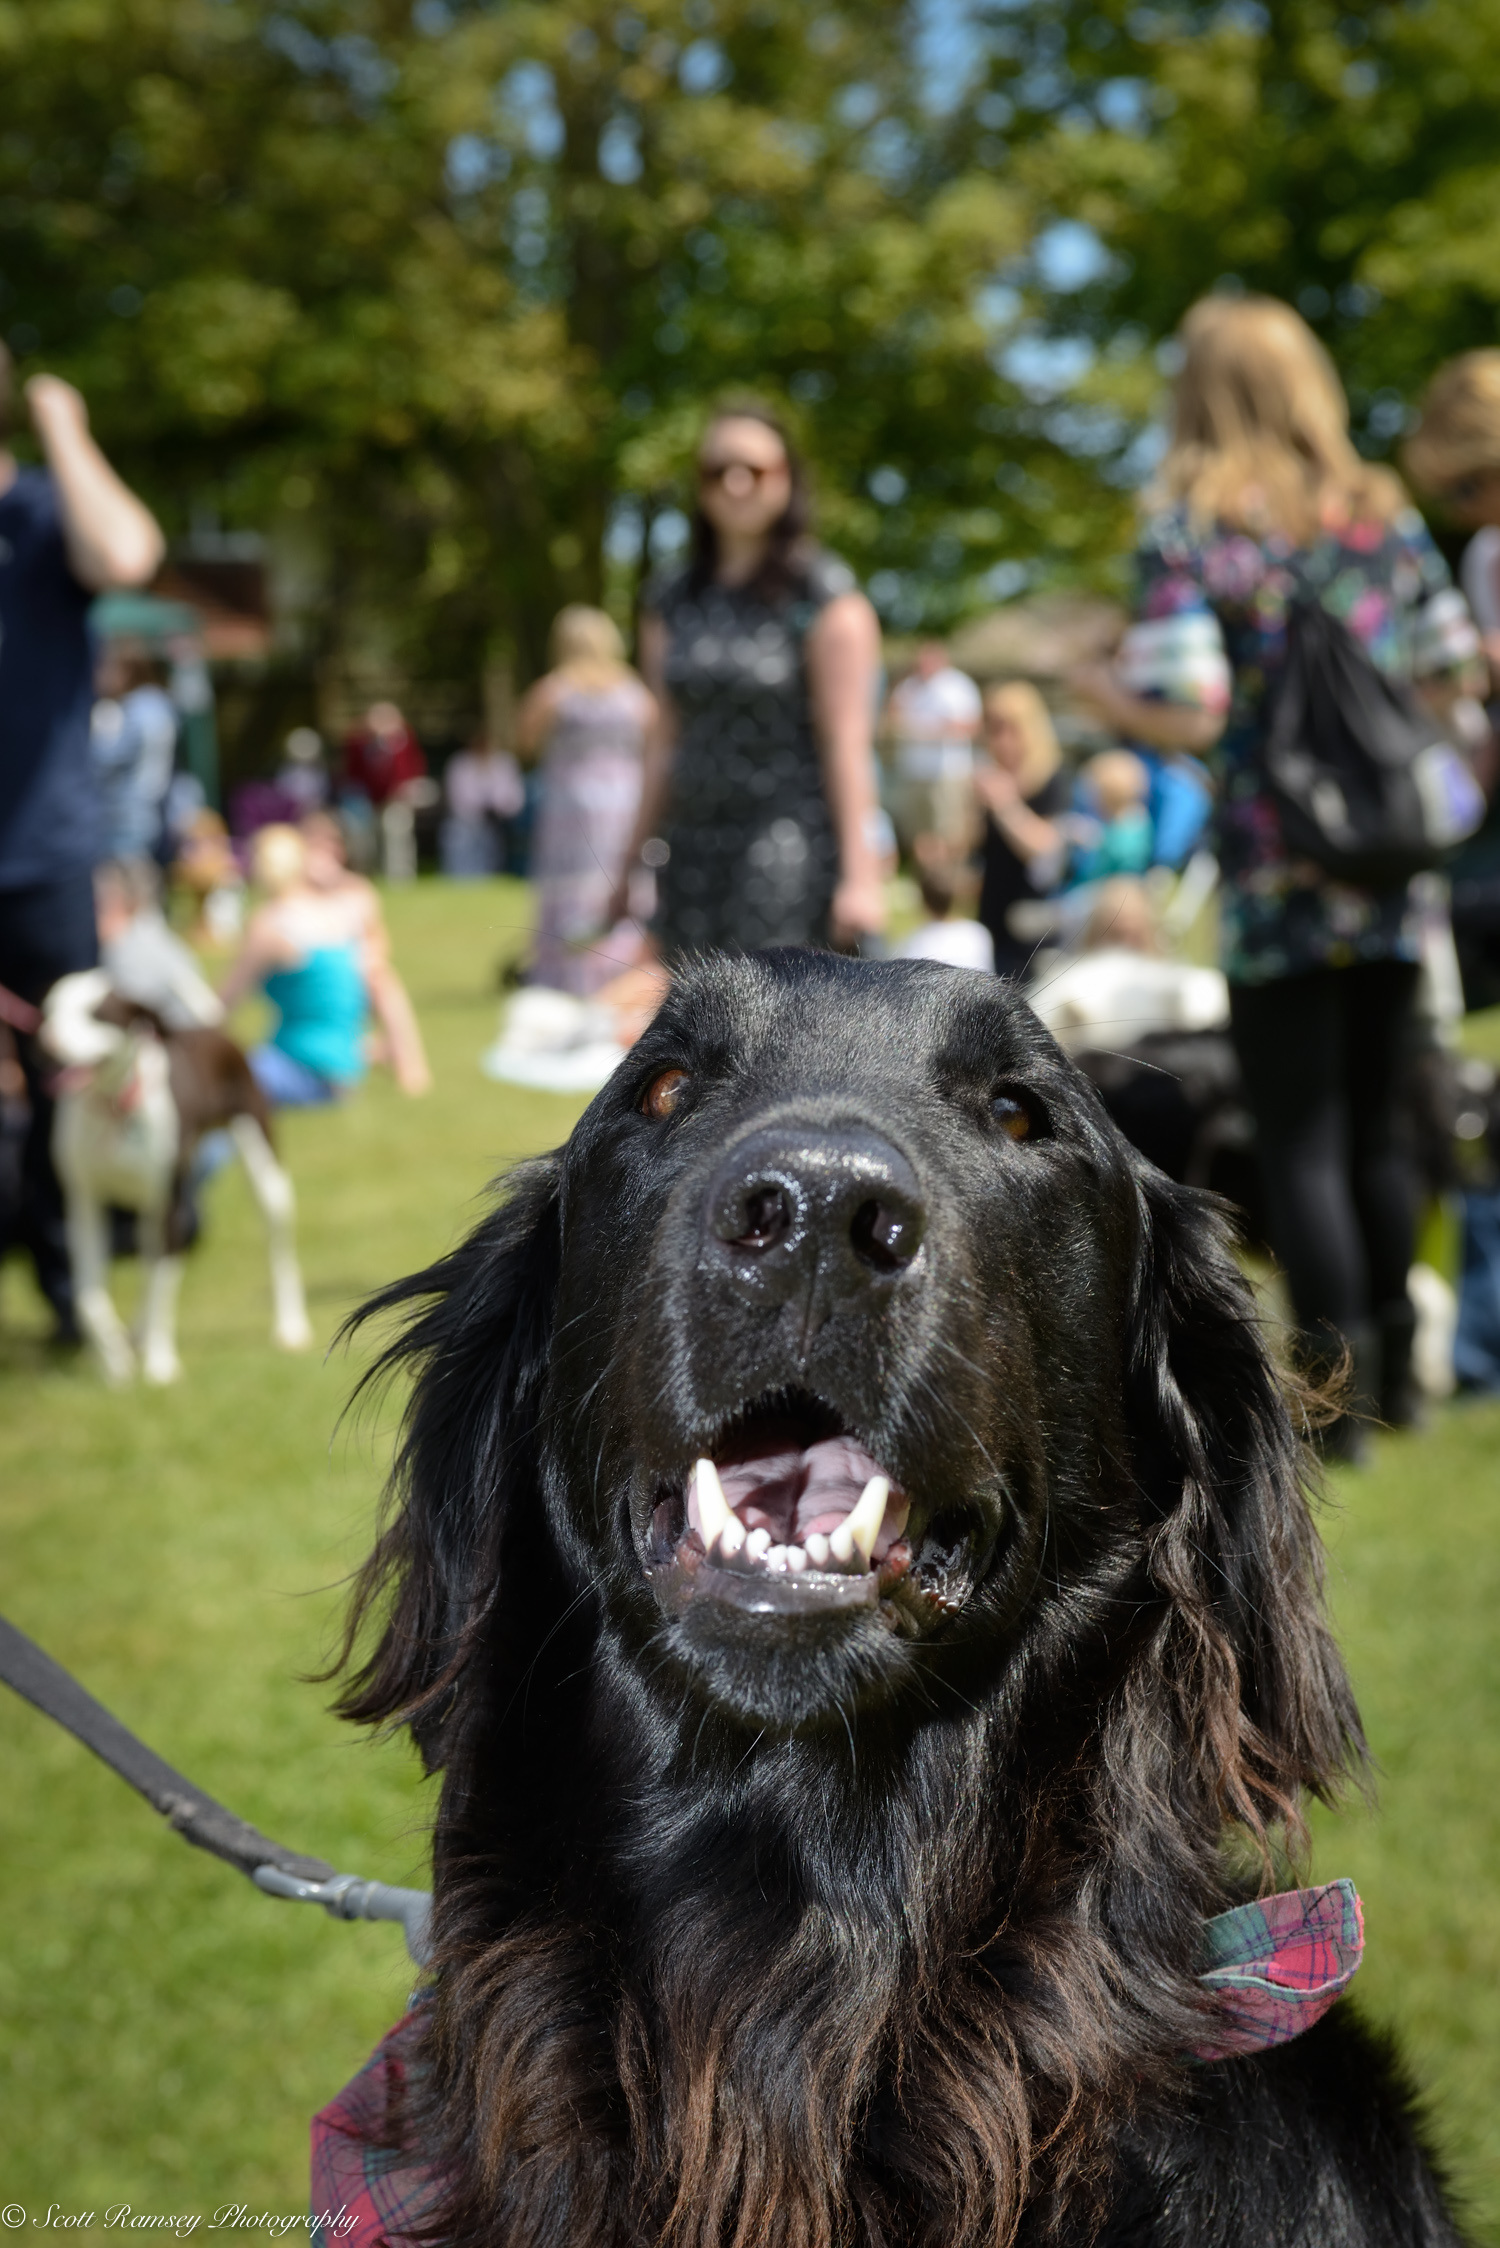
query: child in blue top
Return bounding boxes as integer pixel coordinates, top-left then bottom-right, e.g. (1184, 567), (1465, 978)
(220, 824), (369, 1106)
(1069, 751), (1154, 886)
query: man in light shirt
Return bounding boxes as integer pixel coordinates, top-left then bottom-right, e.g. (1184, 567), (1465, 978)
(882, 639), (982, 864)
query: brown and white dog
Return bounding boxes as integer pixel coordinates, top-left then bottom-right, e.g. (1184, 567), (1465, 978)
(41, 969), (312, 1384)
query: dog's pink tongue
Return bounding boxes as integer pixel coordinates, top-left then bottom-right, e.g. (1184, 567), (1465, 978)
(716, 1446), (806, 1540)
(793, 1436), (890, 1541)
(716, 1434), (903, 1552)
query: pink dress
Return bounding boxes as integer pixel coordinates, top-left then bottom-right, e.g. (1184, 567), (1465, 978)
(529, 678), (651, 995)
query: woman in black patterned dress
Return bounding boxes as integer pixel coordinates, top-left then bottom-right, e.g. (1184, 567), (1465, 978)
(621, 406), (885, 959)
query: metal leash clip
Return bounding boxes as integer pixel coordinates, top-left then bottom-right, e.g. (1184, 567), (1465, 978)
(252, 1864), (432, 1964)
(0, 1611), (434, 1970)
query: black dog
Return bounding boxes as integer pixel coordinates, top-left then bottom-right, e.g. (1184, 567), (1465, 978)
(337, 951), (1462, 2246)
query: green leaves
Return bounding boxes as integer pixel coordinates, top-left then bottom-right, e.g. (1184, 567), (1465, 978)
(8, 0), (1493, 721)
(141, 278), (301, 425)
(1018, 0), (1500, 459)
(4, 0), (1094, 701)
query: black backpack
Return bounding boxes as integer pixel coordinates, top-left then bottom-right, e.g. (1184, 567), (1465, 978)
(1261, 593), (1484, 890)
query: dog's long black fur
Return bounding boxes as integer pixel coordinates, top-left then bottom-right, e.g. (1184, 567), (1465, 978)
(338, 952), (1464, 2247)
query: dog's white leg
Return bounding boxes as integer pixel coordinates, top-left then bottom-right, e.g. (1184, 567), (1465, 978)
(230, 1114), (313, 1351)
(135, 1210), (184, 1386)
(66, 1193), (135, 1385)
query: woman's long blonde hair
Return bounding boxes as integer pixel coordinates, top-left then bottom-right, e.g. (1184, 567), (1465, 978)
(982, 680), (1062, 798)
(1151, 294), (1405, 542)
(549, 604), (630, 690)
(1404, 350), (1500, 496)
(251, 823), (307, 896)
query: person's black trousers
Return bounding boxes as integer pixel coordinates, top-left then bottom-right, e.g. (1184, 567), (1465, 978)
(1229, 957), (1420, 1428)
(0, 872), (99, 1333)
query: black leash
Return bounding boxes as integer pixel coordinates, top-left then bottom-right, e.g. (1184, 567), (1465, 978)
(0, 1610), (431, 1962)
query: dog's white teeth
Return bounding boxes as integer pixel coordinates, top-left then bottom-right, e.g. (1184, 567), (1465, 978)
(803, 1532), (831, 1568)
(785, 1544), (808, 1573)
(829, 1475), (891, 1568)
(695, 1458), (743, 1560)
(764, 1544), (789, 1573)
(694, 1458), (730, 1545)
(745, 1527), (771, 1560)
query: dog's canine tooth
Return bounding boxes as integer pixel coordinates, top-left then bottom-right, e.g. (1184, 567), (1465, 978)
(830, 1475), (890, 1568)
(745, 1527), (772, 1560)
(694, 1459), (733, 1554)
(803, 1532), (832, 1568)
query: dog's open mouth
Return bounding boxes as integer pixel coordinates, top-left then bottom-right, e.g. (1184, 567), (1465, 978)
(649, 1392), (912, 1616)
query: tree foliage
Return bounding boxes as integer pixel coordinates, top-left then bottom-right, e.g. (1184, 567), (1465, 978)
(990, 0), (1500, 481)
(3, 0), (1497, 723)
(0, 0), (1096, 706)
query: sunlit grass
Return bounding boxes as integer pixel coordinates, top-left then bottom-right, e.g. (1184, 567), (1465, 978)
(0, 881), (1496, 2228)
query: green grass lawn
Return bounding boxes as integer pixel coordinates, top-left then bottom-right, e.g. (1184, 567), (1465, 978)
(1, 879), (1497, 2230)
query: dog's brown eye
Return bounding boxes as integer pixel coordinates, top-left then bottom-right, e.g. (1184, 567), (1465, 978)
(991, 1092), (1033, 1141)
(643, 1068), (690, 1120)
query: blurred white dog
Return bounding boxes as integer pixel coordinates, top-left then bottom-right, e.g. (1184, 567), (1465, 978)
(42, 969), (311, 1385)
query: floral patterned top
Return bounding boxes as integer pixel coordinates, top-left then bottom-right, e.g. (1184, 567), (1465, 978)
(1133, 504), (1462, 986)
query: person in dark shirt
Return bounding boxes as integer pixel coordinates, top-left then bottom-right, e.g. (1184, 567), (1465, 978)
(623, 404), (886, 959)
(341, 700), (427, 808)
(0, 347), (164, 1338)
(974, 681), (1071, 980)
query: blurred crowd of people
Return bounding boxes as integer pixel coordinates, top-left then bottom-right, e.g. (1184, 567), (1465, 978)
(488, 311), (1500, 1451)
(0, 345), (435, 1343)
(5, 303), (1500, 1441)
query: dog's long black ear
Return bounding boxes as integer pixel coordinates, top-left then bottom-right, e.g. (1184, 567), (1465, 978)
(332, 1156), (561, 1766)
(1121, 1163), (1365, 1856)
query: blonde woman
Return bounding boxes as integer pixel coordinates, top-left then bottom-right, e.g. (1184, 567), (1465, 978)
(1405, 349), (1500, 678)
(974, 681), (1071, 977)
(1073, 294), (1477, 1449)
(517, 605), (656, 996)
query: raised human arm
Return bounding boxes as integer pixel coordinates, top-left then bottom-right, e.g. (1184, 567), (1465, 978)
(807, 589), (886, 945)
(1067, 662), (1225, 755)
(26, 375), (165, 591)
(974, 764), (1065, 862)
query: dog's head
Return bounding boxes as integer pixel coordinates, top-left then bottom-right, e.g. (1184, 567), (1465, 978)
(551, 949), (1155, 1731)
(41, 970), (167, 1074)
(344, 951), (1355, 1855)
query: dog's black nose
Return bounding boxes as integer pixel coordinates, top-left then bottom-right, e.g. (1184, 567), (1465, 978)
(706, 1125), (925, 1308)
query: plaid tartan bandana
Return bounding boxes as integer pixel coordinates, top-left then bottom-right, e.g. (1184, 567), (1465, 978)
(310, 1880), (1365, 2246)
(1192, 1877), (1365, 2061)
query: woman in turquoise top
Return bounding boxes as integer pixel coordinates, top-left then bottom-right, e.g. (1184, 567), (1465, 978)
(220, 824), (370, 1105)
(261, 941), (367, 1096)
